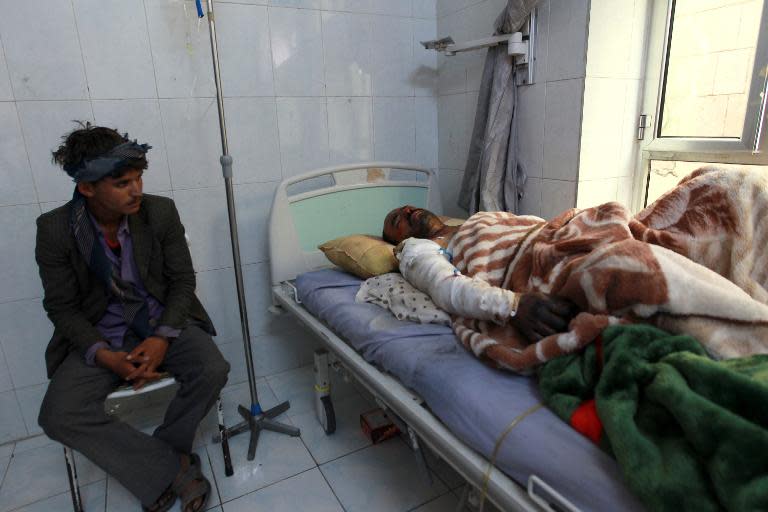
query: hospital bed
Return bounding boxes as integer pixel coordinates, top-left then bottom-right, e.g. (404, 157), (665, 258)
(268, 162), (645, 512)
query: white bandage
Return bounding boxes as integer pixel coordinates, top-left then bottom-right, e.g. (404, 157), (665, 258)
(398, 238), (520, 324)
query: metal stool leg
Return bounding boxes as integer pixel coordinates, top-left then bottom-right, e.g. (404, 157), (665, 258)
(214, 396), (233, 476)
(63, 446), (84, 512)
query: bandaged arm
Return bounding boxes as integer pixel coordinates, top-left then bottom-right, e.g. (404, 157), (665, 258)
(397, 238), (520, 324)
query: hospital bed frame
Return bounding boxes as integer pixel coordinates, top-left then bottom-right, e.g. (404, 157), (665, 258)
(268, 162), (578, 512)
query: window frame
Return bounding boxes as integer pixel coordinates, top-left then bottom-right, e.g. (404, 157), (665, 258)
(632, 0), (768, 210)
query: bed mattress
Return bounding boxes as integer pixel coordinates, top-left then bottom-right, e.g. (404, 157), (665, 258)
(296, 268), (644, 512)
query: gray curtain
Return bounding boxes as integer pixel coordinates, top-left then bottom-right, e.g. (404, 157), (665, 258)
(457, 0), (539, 214)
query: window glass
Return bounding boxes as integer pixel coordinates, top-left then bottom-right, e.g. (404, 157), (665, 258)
(659, 0), (764, 138)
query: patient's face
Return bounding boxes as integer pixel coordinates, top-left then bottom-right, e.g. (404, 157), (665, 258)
(382, 205), (441, 244)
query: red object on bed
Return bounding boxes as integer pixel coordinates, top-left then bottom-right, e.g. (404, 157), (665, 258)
(570, 399), (603, 444)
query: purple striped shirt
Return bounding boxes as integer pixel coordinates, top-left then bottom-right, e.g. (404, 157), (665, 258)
(85, 214), (180, 365)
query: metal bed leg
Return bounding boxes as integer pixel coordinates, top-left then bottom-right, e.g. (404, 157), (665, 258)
(63, 446), (84, 512)
(374, 399), (433, 486)
(456, 485), (471, 512)
(405, 425), (433, 486)
(313, 349), (336, 434)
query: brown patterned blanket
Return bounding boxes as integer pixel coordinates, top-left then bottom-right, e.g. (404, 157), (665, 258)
(449, 166), (768, 373)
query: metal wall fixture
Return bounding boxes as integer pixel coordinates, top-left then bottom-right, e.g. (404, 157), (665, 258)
(420, 9), (537, 85)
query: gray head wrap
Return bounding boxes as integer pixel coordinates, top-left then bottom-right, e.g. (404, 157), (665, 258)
(64, 140), (152, 183)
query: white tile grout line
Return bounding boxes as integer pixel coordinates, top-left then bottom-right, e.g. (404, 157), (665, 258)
(0, 198), (43, 209)
(142, 0), (176, 193)
(0, 30), (15, 102)
(11, 101), (42, 211)
(68, 0), (95, 123)
(265, 6), (288, 182)
(437, 0), (489, 21)
(3, 476), (108, 512)
(262, 362), (312, 382)
(405, 489), (457, 512)
(317, 5), (331, 167)
(214, 466), (321, 509)
(316, 462), (348, 511)
(314, 436), (373, 468)
(1, 94), (438, 102)
(9, 386), (31, 441)
(219, 2), (428, 21)
(311, 436), (451, 512)
(203, 444), (225, 510)
(371, 63), (379, 159)
(0, 452), (12, 494)
(0, 347), (31, 429)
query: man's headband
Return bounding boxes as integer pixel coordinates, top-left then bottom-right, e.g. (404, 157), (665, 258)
(64, 139), (152, 183)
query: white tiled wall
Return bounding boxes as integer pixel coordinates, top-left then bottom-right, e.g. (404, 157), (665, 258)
(576, 0), (650, 208)
(436, 0), (589, 218)
(0, 0), (437, 445)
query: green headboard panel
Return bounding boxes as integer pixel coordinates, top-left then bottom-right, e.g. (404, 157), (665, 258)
(290, 186), (428, 251)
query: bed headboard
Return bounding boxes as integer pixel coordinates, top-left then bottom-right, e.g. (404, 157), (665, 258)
(269, 162), (442, 285)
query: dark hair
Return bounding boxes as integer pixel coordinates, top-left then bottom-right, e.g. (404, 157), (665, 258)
(52, 122), (148, 180)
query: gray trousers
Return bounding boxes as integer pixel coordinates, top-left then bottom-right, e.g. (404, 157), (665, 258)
(38, 325), (230, 506)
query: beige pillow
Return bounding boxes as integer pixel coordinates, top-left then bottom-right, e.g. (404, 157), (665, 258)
(318, 235), (399, 279)
(439, 215), (465, 226)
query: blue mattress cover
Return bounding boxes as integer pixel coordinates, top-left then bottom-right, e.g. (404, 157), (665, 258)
(296, 269), (645, 512)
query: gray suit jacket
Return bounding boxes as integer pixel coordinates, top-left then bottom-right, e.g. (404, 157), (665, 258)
(35, 194), (215, 378)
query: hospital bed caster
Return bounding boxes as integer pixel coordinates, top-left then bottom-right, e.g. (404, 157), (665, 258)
(314, 349), (336, 434)
(318, 395), (336, 434)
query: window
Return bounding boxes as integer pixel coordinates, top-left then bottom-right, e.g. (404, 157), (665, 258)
(634, 0), (768, 208)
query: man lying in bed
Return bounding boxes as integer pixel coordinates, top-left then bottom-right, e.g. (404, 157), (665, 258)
(381, 166), (768, 374)
(382, 206), (579, 345)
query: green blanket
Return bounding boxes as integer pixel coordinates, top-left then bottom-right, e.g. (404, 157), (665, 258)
(538, 324), (768, 511)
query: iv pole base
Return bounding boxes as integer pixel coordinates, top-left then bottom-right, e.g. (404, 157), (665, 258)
(224, 401), (300, 468)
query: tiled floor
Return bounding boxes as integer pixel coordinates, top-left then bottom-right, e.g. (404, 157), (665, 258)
(0, 364), (472, 512)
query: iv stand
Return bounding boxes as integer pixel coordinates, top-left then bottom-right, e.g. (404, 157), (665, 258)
(200, 0), (300, 476)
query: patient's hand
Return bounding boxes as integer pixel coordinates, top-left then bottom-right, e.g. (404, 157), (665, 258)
(511, 292), (578, 343)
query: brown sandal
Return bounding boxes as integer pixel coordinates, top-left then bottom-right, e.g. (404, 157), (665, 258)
(142, 486), (176, 512)
(172, 453), (211, 512)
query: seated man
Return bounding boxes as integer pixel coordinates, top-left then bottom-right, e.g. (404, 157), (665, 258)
(36, 124), (229, 512)
(382, 165), (768, 373)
